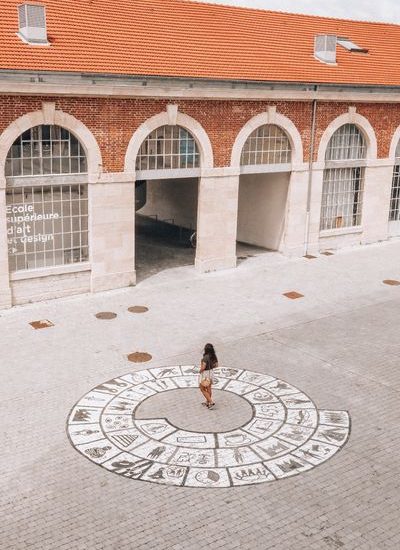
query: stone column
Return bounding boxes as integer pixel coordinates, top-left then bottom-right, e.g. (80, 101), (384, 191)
(305, 167), (325, 254)
(0, 177), (12, 308)
(89, 173), (136, 293)
(195, 169), (239, 272)
(282, 166), (309, 257)
(361, 163), (393, 245)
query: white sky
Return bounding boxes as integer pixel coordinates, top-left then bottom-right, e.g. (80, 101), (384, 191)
(206, 0), (400, 24)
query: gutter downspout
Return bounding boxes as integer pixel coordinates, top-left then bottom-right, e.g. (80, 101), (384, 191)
(304, 90), (318, 255)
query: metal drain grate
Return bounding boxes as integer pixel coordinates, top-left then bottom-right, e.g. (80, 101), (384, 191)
(95, 312), (117, 320)
(128, 352), (152, 363)
(383, 279), (400, 286)
(128, 306), (149, 314)
(29, 319), (54, 329)
(283, 291), (304, 300)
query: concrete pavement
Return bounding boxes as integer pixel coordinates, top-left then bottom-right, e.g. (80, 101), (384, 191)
(1, 239), (400, 549)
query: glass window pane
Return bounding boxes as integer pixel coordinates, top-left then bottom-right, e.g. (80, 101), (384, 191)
(42, 158), (51, 174)
(79, 157), (87, 173)
(61, 158), (70, 173)
(240, 124), (292, 166)
(6, 184), (89, 272)
(11, 142), (21, 158)
(22, 142), (32, 157)
(135, 125), (199, 171)
(5, 159), (12, 177)
(70, 158), (79, 173)
(320, 167), (364, 230)
(326, 124), (366, 161)
(32, 158), (41, 175)
(5, 125), (87, 177)
(52, 158), (61, 173)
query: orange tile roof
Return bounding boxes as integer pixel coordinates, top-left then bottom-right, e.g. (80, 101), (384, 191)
(1, 0), (400, 86)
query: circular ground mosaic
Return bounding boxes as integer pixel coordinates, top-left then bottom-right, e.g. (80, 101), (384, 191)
(67, 367), (350, 488)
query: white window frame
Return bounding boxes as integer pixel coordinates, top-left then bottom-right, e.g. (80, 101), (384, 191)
(135, 125), (200, 179)
(240, 124), (292, 169)
(5, 125), (90, 274)
(320, 124), (366, 233)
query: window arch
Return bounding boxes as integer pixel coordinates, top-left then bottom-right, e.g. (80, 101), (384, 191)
(320, 124), (366, 231)
(325, 124), (366, 162)
(389, 140), (400, 224)
(5, 125), (89, 272)
(135, 125), (200, 171)
(240, 124), (292, 166)
(5, 125), (87, 177)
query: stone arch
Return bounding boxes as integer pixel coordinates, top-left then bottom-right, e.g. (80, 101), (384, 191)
(389, 125), (400, 161)
(317, 110), (377, 163)
(0, 104), (102, 186)
(124, 108), (214, 173)
(230, 108), (304, 168)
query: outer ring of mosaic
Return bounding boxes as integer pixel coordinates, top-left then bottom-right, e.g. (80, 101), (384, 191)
(67, 366), (351, 488)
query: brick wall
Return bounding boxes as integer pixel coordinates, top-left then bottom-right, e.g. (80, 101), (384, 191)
(1, 96), (400, 171)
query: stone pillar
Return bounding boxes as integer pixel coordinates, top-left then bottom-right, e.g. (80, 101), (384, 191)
(305, 167), (325, 254)
(0, 178), (12, 309)
(195, 170), (239, 272)
(89, 173), (136, 293)
(282, 167), (309, 257)
(361, 163), (393, 245)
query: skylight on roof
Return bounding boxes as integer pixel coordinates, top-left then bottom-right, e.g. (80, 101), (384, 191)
(337, 37), (368, 54)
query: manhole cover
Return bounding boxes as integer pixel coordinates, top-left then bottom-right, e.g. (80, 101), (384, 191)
(321, 251), (334, 256)
(128, 352), (152, 363)
(383, 279), (400, 286)
(29, 319), (54, 330)
(95, 312), (117, 320)
(128, 306), (149, 314)
(283, 291), (304, 300)
(303, 254), (317, 259)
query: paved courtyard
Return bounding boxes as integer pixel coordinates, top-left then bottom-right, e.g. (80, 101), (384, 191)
(2, 240), (400, 549)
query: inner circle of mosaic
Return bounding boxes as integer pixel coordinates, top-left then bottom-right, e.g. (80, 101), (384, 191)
(67, 367), (350, 488)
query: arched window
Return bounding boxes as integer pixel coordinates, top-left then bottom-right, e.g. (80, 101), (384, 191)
(389, 140), (400, 224)
(241, 124), (292, 166)
(136, 125), (199, 171)
(320, 124), (367, 231)
(5, 125), (89, 272)
(5, 125), (87, 177)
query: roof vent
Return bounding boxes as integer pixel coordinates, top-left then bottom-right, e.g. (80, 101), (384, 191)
(314, 34), (337, 65)
(18, 3), (49, 45)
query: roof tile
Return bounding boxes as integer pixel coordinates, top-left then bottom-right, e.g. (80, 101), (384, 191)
(1, 0), (400, 86)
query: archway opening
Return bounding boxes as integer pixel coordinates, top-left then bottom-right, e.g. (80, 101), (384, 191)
(134, 125), (200, 282)
(236, 124), (291, 261)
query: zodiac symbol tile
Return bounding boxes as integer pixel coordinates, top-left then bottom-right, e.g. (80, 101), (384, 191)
(67, 367), (350, 488)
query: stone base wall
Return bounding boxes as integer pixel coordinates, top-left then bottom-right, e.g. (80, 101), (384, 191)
(11, 270), (90, 305)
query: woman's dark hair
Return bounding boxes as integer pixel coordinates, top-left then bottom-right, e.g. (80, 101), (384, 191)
(204, 343), (218, 365)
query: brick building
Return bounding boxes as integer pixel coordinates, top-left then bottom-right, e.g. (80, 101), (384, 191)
(1, 0), (400, 307)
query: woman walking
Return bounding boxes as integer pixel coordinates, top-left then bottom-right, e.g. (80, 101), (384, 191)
(199, 343), (218, 409)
